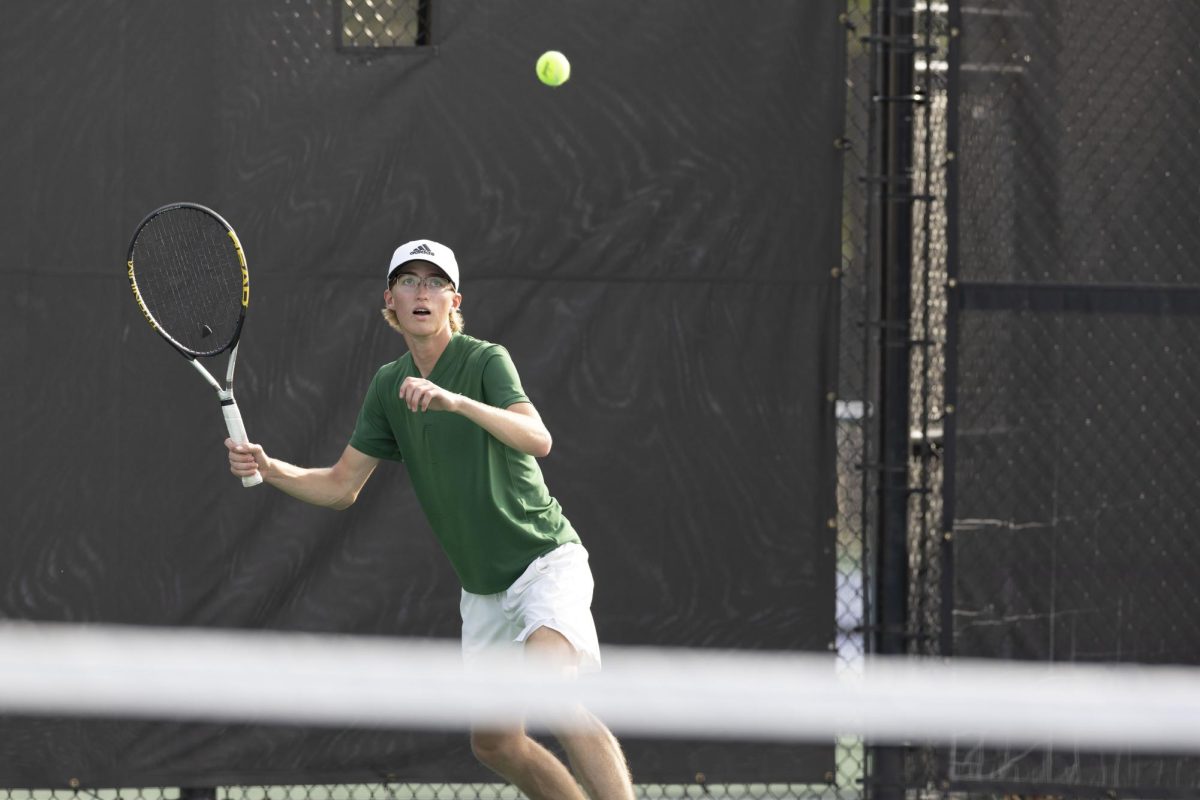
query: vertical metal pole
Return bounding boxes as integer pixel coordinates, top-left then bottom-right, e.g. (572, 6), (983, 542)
(180, 789), (217, 800)
(870, 0), (916, 796)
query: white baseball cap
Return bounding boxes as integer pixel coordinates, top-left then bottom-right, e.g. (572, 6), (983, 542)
(387, 239), (460, 289)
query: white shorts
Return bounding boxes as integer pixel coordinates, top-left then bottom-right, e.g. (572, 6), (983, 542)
(460, 542), (602, 673)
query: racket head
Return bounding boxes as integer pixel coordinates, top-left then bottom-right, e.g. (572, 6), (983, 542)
(126, 203), (249, 358)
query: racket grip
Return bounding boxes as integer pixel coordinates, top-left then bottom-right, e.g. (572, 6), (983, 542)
(221, 397), (264, 488)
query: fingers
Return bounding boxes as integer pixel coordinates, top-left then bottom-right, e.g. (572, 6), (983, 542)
(398, 380), (416, 412)
(417, 385), (435, 412)
(225, 438), (266, 477)
(399, 377), (442, 413)
(400, 378), (431, 412)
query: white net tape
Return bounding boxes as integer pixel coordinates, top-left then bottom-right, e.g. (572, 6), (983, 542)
(0, 621), (1196, 752)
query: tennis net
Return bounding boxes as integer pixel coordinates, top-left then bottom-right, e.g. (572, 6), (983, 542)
(1, 621), (1198, 797)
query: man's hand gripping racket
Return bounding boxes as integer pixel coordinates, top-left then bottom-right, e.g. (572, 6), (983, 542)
(126, 202), (263, 487)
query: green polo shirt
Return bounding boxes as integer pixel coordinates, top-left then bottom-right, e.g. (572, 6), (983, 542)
(349, 333), (580, 594)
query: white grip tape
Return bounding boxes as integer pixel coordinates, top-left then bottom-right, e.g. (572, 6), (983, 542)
(222, 400), (263, 488)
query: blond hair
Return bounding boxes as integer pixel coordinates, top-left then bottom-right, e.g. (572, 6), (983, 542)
(381, 306), (464, 335)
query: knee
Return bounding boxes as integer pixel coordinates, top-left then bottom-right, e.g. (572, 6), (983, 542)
(555, 711), (626, 758)
(552, 705), (602, 740)
(470, 729), (525, 769)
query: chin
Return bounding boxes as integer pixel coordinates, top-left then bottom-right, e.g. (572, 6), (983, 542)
(403, 321), (446, 337)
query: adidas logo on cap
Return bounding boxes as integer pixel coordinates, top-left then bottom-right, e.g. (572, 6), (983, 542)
(410, 243), (435, 257)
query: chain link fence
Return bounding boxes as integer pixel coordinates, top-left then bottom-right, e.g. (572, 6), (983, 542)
(257, 0), (880, 797)
(0, 0), (884, 797)
(252, 1), (1200, 796)
(42, 0), (1200, 795)
(903, 3), (952, 794)
(4, 785), (837, 800)
(906, 0), (951, 666)
(337, 0), (429, 49)
(833, 0), (879, 798)
(932, 0), (1200, 796)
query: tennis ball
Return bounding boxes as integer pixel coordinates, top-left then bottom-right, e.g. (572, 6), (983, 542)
(536, 50), (570, 87)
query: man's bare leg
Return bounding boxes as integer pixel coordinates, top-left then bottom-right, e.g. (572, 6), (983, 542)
(469, 726), (587, 800)
(525, 626), (635, 800)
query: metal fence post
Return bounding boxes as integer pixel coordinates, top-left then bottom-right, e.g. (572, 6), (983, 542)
(868, 0), (917, 796)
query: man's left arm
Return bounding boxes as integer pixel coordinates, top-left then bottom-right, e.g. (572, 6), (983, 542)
(399, 377), (552, 457)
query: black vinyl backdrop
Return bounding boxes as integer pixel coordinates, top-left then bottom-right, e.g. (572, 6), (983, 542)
(0, 0), (844, 788)
(944, 0), (1200, 795)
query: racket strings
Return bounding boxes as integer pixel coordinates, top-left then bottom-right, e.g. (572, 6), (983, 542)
(132, 208), (244, 356)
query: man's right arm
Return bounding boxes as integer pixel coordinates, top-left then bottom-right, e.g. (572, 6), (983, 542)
(225, 439), (380, 510)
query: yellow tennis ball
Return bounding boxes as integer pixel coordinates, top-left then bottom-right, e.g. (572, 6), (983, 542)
(536, 50), (570, 87)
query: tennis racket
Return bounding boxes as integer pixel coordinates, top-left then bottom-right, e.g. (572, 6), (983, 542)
(126, 202), (263, 487)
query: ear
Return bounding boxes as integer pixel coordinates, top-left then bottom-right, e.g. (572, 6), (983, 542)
(451, 292), (462, 310)
(384, 288), (395, 309)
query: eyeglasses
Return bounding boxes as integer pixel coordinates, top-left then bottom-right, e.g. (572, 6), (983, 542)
(390, 274), (453, 292)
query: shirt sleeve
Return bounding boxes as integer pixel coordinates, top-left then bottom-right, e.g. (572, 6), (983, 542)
(481, 347), (531, 409)
(349, 368), (404, 461)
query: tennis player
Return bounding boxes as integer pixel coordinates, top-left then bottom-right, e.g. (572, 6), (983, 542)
(226, 239), (634, 800)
